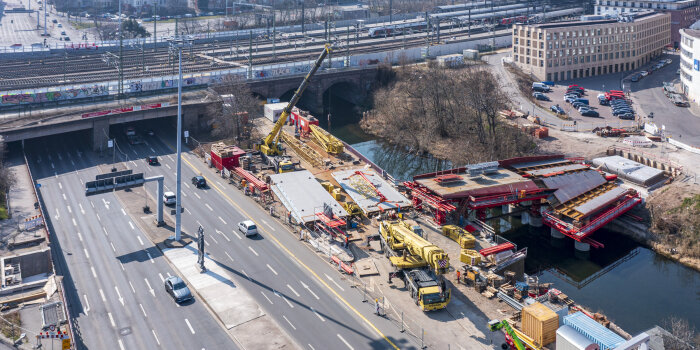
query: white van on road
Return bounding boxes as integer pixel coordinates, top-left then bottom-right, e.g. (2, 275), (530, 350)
(238, 220), (258, 237)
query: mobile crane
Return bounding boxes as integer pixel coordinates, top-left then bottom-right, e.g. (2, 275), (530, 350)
(257, 44), (332, 156)
(379, 220), (450, 311)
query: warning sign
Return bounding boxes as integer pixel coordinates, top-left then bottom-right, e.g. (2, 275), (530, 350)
(62, 338), (71, 349)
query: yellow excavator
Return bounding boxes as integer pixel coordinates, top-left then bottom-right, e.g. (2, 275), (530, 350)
(379, 220), (451, 311)
(257, 44), (332, 156)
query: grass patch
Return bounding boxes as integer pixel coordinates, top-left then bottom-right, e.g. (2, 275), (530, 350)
(0, 312), (21, 341)
(0, 192), (7, 220)
(69, 21), (95, 30)
(681, 194), (700, 211)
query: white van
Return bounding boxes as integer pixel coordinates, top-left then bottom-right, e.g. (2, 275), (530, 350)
(163, 191), (176, 205)
(238, 220), (257, 237)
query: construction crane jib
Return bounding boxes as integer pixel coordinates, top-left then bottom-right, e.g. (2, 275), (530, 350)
(258, 44), (332, 156)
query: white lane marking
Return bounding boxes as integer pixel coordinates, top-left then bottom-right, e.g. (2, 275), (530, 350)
(121, 208), (127, 216)
(110, 242), (116, 252)
(57, 153), (62, 160)
(185, 208), (192, 215)
(283, 315), (296, 330)
(51, 162), (55, 169)
(118, 339), (125, 350)
(71, 160), (75, 166)
(146, 251), (155, 263)
(167, 155), (174, 161)
(132, 148), (138, 156)
(140, 304), (148, 317)
(337, 334), (354, 350)
(72, 218), (77, 226)
(217, 181), (224, 187)
(185, 319), (195, 334)
(249, 246), (259, 256)
(62, 193), (67, 200)
(301, 281), (320, 300)
(129, 281), (136, 294)
(77, 231), (83, 242)
(204, 240), (210, 246)
(54, 172), (58, 178)
(311, 307), (325, 322)
(261, 291), (273, 304)
(158, 273), (165, 283)
(196, 220), (203, 227)
(152, 329), (160, 345)
(282, 294), (294, 308)
(54, 208), (60, 220)
(67, 205), (72, 213)
(182, 192), (188, 198)
(58, 182), (63, 189)
(309, 344), (316, 350)
(115, 286), (124, 306)
(205, 203), (213, 211)
(217, 229), (230, 242)
(79, 203), (85, 214)
(102, 198), (110, 209)
(79, 178), (83, 184)
(119, 262), (125, 271)
(130, 161), (137, 167)
(167, 272), (172, 278)
(145, 278), (155, 296)
(287, 284), (300, 297)
(83, 248), (90, 259)
(91, 266), (97, 279)
(111, 314), (118, 329)
(137, 236), (144, 246)
(165, 164), (171, 169)
(102, 227), (108, 236)
(209, 235), (219, 244)
(99, 289), (106, 302)
(267, 264), (278, 275)
(325, 274), (345, 291)
(241, 269), (251, 281)
(129, 221), (135, 230)
(150, 147), (156, 153)
(194, 192), (201, 199)
(96, 213), (100, 221)
(83, 294), (90, 315)
(234, 230), (242, 240)
(218, 216), (227, 225)
(225, 252), (234, 261)
(184, 183), (190, 189)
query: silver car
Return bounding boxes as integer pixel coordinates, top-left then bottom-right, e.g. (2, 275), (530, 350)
(164, 276), (192, 303)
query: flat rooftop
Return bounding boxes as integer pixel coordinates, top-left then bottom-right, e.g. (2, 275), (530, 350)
(591, 155), (665, 186)
(270, 170), (347, 224)
(524, 10), (661, 29)
(332, 169), (411, 214)
(414, 168), (537, 199)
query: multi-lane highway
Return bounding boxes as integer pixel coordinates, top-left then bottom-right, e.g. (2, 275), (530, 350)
(26, 134), (237, 350)
(27, 125), (420, 349)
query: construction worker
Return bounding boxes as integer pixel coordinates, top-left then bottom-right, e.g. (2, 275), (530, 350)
(375, 299), (380, 316)
(456, 270), (461, 285)
(344, 235), (348, 249)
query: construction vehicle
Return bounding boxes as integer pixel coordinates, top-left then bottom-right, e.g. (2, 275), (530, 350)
(269, 156), (295, 173)
(309, 124), (344, 154)
(256, 44), (332, 156)
(488, 319), (542, 350)
(379, 220), (450, 311)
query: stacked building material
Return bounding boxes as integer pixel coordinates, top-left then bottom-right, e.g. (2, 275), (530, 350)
(522, 302), (559, 346)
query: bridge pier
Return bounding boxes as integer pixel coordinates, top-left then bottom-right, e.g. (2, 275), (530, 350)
(550, 227), (565, 239)
(521, 212), (530, 225)
(92, 118), (110, 152)
(528, 212), (543, 228)
(574, 240), (591, 252)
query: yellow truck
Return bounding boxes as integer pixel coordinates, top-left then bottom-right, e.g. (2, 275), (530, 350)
(379, 220), (450, 311)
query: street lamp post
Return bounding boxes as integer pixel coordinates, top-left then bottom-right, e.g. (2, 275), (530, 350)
(168, 37), (194, 242)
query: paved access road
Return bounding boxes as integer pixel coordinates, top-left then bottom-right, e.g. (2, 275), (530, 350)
(25, 134), (237, 350)
(118, 127), (420, 350)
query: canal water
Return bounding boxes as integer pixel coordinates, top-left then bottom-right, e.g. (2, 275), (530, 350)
(319, 94), (700, 335)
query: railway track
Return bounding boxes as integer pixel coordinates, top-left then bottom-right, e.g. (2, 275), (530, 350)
(0, 24), (505, 91)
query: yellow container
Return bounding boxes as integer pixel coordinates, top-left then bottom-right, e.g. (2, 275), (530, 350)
(460, 249), (481, 265)
(321, 181), (334, 192)
(521, 302), (559, 346)
(458, 234), (476, 249)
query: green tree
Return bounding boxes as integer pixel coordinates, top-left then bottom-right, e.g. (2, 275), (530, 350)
(122, 19), (151, 39)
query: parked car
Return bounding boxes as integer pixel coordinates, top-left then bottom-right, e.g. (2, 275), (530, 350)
(164, 276), (192, 303)
(665, 59), (672, 64)
(163, 191), (176, 205)
(146, 156), (159, 165)
(533, 92), (550, 101)
(640, 71), (649, 76)
(581, 110), (600, 117)
(52, 19), (58, 23)
(648, 112), (655, 118)
(578, 106), (591, 113)
(550, 105), (565, 114)
(57, 23), (62, 27)
(619, 113), (635, 120)
(60, 31), (66, 35)
(631, 75), (640, 82)
(64, 36), (70, 41)
(238, 220), (258, 237)
(677, 69), (681, 75)
(191, 176), (206, 188)
(565, 96), (578, 104)
(572, 102), (586, 109)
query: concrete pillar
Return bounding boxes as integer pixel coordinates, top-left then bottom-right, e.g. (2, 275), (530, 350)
(529, 212), (543, 227)
(550, 227), (565, 238)
(92, 118), (110, 152)
(502, 204), (512, 214)
(574, 240), (591, 252)
(521, 211), (530, 225)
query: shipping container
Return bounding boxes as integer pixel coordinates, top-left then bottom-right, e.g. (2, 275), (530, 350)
(563, 312), (625, 350)
(291, 108), (319, 134)
(460, 249), (481, 265)
(436, 54), (465, 68)
(463, 49), (479, 60)
(264, 102), (288, 123)
(521, 302), (559, 346)
(210, 142), (246, 171)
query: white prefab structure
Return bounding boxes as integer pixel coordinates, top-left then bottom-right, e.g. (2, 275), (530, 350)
(556, 325), (600, 350)
(264, 102), (288, 122)
(436, 54), (465, 67)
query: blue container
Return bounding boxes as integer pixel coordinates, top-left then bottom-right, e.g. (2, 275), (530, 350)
(563, 312), (624, 350)
(515, 281), (529, 292)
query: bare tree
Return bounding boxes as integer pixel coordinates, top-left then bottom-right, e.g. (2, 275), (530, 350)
(208, 78), (261, 143)
(0, 140), (16, 196)
(663, 317), (699, 350)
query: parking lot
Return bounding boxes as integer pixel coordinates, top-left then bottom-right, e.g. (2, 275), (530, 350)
(532, 83), (630, 124)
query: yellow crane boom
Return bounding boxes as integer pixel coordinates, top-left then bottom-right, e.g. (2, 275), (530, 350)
(309, 124), (344, 154)
(380, 220), (450, 275)
(258, 44), (332, 156)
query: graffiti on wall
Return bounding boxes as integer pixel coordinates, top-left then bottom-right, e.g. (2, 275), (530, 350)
(1, 85), (107, 105)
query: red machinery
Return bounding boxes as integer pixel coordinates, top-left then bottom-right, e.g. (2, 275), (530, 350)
(211, 143), (246, 171)
(479, 242), (515, 257)
(403, 181), (457, 225)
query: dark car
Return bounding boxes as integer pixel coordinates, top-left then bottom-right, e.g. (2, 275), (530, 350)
(64, 36), (70, 41)
(581, 110), (600, 117)
(572, 102), (586, 109)
(619, 113), (635, 119)
(566, 90), (583, 96)
(648, 112), (654, 118)
(164, 276), (192, 303)
(192, 175), (206, 188)
(550, 105), (565, 114)
(631, 75), (640, 82)
(533, 92), (550, 101)
(147, 156), (159, 165)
